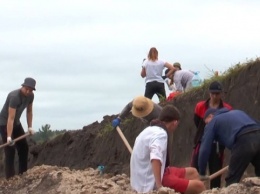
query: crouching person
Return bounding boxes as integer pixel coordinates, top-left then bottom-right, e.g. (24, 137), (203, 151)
(130, 105), (205, 194)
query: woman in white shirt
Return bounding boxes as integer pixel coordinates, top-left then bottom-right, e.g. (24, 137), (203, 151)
(141, 47), (175, 102)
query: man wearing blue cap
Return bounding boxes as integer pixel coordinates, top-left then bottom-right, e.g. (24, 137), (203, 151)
(0, 77), (36, 179)
(199, 107), (260, 186)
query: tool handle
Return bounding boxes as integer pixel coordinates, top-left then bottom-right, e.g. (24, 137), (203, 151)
(209, 166), (229, 180)
(116, 126), (133, 154)
(0, 133), (31, 149)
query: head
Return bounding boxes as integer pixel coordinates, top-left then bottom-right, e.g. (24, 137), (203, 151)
(159, 105), (180, 132)
(147, 47), (158, 61)
(21, 77), (36, 96)
(204, 108), (217, 124)
(131, 96), (154, 118)
(173, 62), (181, 70)
(209, 81), (222, 103)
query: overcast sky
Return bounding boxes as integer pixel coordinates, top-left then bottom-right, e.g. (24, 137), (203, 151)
(0, 0), (259, 131)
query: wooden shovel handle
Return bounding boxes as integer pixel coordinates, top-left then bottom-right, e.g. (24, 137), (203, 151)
(209, 166), (229, 180)
(0, 132), (31, 149)
(116, 126), (132, 154)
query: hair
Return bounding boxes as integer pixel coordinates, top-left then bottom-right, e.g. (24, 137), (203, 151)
(147, 47), (158, 61)
(159, 105), (180, 122)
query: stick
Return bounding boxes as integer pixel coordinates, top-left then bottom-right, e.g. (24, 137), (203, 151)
(209, 165), (229, 180)
(116, 126), (132, 154)
(0, 133), (31, 149)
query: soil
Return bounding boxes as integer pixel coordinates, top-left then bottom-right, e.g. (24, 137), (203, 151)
(0, 60), (260, 193)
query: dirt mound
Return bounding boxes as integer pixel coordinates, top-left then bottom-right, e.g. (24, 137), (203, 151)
(0, 165), (175, 194)
(0, 165), (260, 194)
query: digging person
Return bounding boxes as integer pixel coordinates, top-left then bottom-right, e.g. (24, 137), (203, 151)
(0, 77), (35, 179)
(199, 107), (260, 186)
(112, 95), (162, 128)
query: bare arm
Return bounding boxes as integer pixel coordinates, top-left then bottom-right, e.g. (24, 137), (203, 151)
(164, 62), (176, 77)
(7, 107), (16, 137)
(26, 103), (33, 128)
(141, 66), (146, 78)
(151, 159), (163, 189)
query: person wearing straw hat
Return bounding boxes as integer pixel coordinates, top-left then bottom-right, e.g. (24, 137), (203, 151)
(130, 105), (205, 194)
(112, 96), (162, 128)
(0, 77), (36, 179)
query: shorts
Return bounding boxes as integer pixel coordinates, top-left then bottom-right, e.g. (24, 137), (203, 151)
(162, 167), (189, 193)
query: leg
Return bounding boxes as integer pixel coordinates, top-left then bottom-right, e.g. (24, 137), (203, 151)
(162, 167), (205, 194)
(144, 82), (155, 99)
(225, 134), (254, 186)
(248, 132), (260, 177)
(208, 143), (224, 188)
(190, 144), (200, 171)
(13, 124), (29, 174)
(155, 82), (166, 101)
(0, 126), (16, 179)
(184, 167), (200, 180)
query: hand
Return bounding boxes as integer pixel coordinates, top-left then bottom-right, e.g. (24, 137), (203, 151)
(112, 118), (121, 128)
(7, 137), (15, 146)
(199, 175), (209, 181)
(28, 127), (34, 135)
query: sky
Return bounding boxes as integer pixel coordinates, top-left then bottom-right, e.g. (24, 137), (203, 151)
(0, 0), (259, 131)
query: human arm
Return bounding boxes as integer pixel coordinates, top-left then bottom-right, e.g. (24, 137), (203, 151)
(198, 123), (216, 175)
(7, 107), (16, 138)
(26, 102), (34, 134)
(27, 103), (33, 128)
(112, 101), (133, 127)
(164, 62), (175, 78)
(151, 159), (163, 189)
(149, 130), (167, 190)
(141, 66), (146, 78)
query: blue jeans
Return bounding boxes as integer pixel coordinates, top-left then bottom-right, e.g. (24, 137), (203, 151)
(226, 129), (260, 186)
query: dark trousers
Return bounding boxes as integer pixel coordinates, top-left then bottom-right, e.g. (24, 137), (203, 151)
(226, 130), (260, 186)
(144, 81), (166, 101)
(0, 124), (28, 179)
(191, 142), (224, 189)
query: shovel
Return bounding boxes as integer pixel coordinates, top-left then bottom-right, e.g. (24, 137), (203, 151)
(0, 132), (31, 149)
(116, 126), (132, 154)
(200, 166), (229, 181)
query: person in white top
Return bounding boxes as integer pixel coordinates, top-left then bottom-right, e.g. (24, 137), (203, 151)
(130, 105), (205, 194)
(141, 47), (175, 102)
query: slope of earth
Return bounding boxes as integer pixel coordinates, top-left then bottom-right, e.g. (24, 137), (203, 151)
(25, 60), (260, 177)
(0, 59), (259, 193)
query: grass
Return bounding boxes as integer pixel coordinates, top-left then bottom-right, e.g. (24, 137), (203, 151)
(183, 57), (260, 96)
(97, 124), (114, 137)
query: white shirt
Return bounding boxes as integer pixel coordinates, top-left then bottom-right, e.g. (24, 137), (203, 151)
(143, 59), (166, 84)
(130, 126), (167, 193)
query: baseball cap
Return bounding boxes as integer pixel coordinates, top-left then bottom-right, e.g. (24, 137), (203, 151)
(209, 81), (222, 93)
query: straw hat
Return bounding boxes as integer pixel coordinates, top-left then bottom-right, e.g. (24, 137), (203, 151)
(131, 96), (154, 118)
